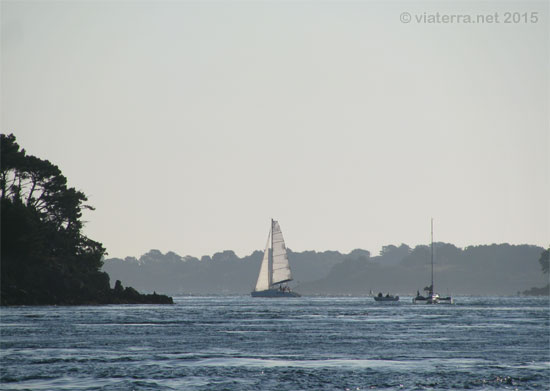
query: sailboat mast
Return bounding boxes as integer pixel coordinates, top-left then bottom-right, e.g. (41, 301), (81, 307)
(269, 218), (274, 287)
(431, 218), (434, 295)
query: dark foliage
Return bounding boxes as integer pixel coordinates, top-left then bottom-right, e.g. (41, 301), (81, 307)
(522, 284), (550, 296)
(522, 247), (550, 296)
(539, 247), (549, 275)
(1, 133), (172, 305)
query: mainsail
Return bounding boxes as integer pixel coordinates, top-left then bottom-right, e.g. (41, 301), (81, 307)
(253, 219), (293, 291)
(271, 220), (292, 285)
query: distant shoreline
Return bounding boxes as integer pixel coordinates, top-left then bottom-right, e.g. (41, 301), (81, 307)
(102, 244), (548, 297)
(1, 280), (173, 306)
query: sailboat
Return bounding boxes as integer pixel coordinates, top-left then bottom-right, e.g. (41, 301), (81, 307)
(251, 219), (300, 298)
(413, 219), (453, 304)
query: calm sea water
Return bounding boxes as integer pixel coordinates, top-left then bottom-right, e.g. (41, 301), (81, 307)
(1, 296), (549, 391)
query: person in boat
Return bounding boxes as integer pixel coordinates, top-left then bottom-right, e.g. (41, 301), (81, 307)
(378, 292), (383, 298)
(386, 293), (390, 298)
(415, 289), (427, 300)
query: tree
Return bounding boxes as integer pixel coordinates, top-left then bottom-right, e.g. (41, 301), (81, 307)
(1, 133), (104, 259)
(2, 133), (173, 305)
(1, 133), (106, 304)
(539, 247), (549, 275)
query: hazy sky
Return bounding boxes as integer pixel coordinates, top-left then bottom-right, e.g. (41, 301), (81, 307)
(2, 1), (548, 259)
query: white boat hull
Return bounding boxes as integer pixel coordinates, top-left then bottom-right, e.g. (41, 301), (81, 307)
(413, 295), (454, 304)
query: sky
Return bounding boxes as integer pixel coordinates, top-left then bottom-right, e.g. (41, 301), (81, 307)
(2, 0), (548, 260)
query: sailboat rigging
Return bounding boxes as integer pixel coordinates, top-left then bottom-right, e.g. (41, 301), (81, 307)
(251, 219), (300, 298)
(413, 219), (453, 304)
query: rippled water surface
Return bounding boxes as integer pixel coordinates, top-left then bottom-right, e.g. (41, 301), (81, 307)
(1, 296), (549, 390)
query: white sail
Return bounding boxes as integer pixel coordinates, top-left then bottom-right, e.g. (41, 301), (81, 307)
(271, 220), (292, 285)
(254, 231), (271, 291)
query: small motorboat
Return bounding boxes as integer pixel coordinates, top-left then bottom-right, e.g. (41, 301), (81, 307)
(374, 293), (399, 302)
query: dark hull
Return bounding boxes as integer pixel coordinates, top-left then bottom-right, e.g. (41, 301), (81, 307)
(374, 296), (399, 302)
(251, 289), (301, 298)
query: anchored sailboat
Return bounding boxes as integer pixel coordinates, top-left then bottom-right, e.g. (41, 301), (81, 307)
(251, 219), (300, 298)
(413, 219), (453, 304)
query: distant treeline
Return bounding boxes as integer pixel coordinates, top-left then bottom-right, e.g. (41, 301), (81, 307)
(300, 243), (548, 296)
(102, 243), (549, 296)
